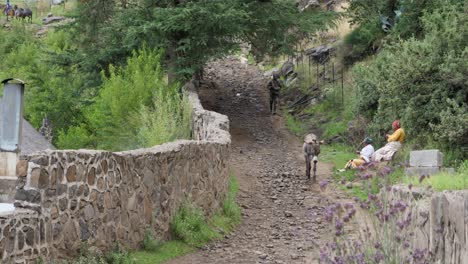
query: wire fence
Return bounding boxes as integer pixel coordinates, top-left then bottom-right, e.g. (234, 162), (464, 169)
(287, 48), (346, 109)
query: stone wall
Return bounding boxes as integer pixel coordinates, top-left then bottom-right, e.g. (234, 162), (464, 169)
(388, 186), (468, 264)
(0, 81), (231, 263)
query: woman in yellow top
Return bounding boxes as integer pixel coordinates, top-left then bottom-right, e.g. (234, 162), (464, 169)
(372, 120), (405, 162)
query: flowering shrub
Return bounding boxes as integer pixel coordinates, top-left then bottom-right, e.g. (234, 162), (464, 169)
(319, 165), (433, 264)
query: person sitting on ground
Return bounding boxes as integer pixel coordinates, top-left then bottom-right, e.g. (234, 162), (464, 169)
(372, 120), (406, 162)
(343, 137), (374, 170)
(267, 72), (282, 115)
(303, 133), (321, 182)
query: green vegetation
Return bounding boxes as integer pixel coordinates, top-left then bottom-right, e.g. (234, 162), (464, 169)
(170, 203), (222, 247)
(57, 48), (192, 151)
(320, 144), (355, 169)
(404, 161), (468, 191)
(132, 241), (194, 264)
(354, 4), (467, 158)
(132, 175), (241, 263)
(2, 0), (337, 151)
(284, 112), (306, 136)
(64, 244), (134, 264)
(171, 176), (241, 246)
(62, 175), (240, 264)
(285, 0), (466, 167)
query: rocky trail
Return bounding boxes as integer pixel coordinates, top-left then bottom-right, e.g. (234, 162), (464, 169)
(168, 58), (351, 264)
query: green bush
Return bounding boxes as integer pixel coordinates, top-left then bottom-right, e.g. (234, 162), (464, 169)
(170, 203), (221, 247)
(353, 4), (467, 158)
(342, 21), (382, 64)
(59, 47), (192, 151)
(143, 230), (161, 252)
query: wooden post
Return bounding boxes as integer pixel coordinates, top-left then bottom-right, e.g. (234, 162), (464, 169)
(316, 63), (319, 89)
(332, 63), (335, 85)
(341, 69), (344, 108)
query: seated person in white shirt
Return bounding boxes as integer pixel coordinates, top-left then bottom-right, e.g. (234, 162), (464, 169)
(343, 137), (374, 170)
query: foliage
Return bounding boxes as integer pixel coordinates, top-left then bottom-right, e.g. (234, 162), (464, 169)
(0, 25), (92, 138)
(67, 244), (134, 264)
(142, 230), (161, 252)
(284, 112), (306, 136)
(170, 176), (241, 247)
(211, 176), (241, 233)
(134, 175), (240, 263)
(353, 4), (468, 158)
(342, 21), (383, 64)
(320, 166), (433, 264)
(58, 48), (192, 151)
(404, 160), (468, 191)
(132, 241), (194, 264)
(73, 0), (338, 81)
(320, 144), (356, 169)
(170, 207), (215, 246)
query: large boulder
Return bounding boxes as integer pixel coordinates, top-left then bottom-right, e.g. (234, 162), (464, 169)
(280, 61), (294, 78)
(305, 45), (334, 64)
(42, 15), (65, 25)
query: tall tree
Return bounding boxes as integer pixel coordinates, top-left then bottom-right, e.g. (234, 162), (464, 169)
(74, 0), (337, 81)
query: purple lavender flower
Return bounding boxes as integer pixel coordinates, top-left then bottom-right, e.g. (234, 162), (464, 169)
(319, 179), (328, 191)
(361, 173), (372, 180)
(335, 218), (344, 230)
(323, 206), (335, 223)
(374, 251), (384, 263)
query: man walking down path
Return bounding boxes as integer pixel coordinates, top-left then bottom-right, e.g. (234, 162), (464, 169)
(267, 72), (282, 115)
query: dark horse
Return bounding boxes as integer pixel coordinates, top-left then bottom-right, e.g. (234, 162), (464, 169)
(16, 7), (33, 23)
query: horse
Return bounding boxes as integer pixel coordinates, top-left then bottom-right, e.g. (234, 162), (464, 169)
(3, 4), (16, 21)
(20, 8), (32, 23)
(14, 7), (22, 20)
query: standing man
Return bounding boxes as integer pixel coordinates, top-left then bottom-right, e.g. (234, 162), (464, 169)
(267, 72), (282, 115)
(303, 133), (321, 182)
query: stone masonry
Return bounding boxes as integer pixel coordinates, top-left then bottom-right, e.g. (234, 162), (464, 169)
(0, 81), (231, 263)
(405, 149), (444, 176)
(388, 186), (468, 264)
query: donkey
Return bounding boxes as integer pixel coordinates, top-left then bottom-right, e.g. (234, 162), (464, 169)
(303, 133), (324, 182)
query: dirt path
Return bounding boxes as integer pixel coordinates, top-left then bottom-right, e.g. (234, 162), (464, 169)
(168, 58), (345, 264)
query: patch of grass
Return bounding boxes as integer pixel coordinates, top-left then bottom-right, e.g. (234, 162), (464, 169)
(320, 144), (355, 169)
(171, 175), (241, 247)
(170, 203), (222, 247)
(132, 241), (194, 264)
(322, 121), (347, 139)
(132, 175), (241, 263)
(66, 244), (134, 264)
(403, 162), (468, 191)
(284, 112), (306, 136)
